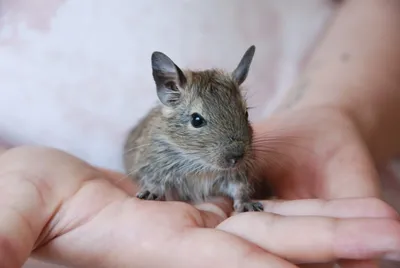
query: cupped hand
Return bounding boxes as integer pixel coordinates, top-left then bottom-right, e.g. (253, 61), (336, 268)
(246, 106), (400, 267)
(0, 146), (277, 268)
(251, 106), (381, 200)
(1, 146), (400, 268)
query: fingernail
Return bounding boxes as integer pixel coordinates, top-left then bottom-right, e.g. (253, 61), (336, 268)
(195, 197), (233, 219)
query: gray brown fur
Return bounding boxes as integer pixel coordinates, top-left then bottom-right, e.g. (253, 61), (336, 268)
(123, 46), (263, 212)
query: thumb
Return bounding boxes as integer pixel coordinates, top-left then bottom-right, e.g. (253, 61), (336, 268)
(323, 138), (381, 198)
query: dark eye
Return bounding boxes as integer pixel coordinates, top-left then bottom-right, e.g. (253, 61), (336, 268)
(245, 110), (249, 119)
(191, 113), (206, 128)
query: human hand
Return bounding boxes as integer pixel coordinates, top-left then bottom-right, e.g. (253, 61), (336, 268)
(244, 106), (400, 267)
(237, 0), (400, 265)
(1, 145), (400, 268)
(251, 106), (381, 200)
(1, 146), (276, 267)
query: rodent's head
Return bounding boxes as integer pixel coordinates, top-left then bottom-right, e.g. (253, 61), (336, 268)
(151, 46), (256, 171)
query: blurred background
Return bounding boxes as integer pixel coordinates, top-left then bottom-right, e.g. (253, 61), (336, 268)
(0, 0), (398, 267)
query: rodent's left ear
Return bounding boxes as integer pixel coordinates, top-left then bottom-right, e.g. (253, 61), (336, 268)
(151, 51), (187, 107)
(232, 45), (256, 85)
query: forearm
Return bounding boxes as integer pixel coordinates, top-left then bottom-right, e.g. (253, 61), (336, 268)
(281, 0), (400, 163)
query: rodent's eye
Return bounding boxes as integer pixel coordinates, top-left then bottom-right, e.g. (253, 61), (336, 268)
(191, 113), (206, 128)
(245, 110), (249, 119)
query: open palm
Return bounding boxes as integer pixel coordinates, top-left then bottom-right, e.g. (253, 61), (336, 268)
(2, 146), (398, 268)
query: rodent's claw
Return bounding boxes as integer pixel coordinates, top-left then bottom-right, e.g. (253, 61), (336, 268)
(136, 190), (161, 201)
(250, 201), (264, 212)
(234, 201), (264, 213)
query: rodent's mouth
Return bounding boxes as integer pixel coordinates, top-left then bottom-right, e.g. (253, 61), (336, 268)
(198, 149), (250, 172)
(206, 162), (239, 172)
(217, 159), (247, 171)
(220, 166), (239, 172)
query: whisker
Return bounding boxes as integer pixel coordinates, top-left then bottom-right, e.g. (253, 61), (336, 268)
(252, 140), (313, 153)
(250, 154), (289, 171)
(252, 132), (315, 156)
(124, 143), (152, 153)
(114, 170), (136, 185)
(250, 146), (298, 170)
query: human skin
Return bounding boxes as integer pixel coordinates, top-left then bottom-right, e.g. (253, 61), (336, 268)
(0, 146), (399, 268)
(1, 0), (400, 267)
(251, 0), (400, 200)
(249, 0), (400, 266)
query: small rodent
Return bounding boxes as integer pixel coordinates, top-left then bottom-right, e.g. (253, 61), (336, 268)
(123, 45), (263, 213)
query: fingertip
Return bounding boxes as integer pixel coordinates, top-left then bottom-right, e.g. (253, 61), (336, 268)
(216, 210), (276, 233)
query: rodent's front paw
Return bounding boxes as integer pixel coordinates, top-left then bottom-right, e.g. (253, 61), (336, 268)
(234, 201), (264, 213)
(136, 190), (162, 201)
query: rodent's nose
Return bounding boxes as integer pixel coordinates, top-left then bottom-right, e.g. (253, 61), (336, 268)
(225, 152), (245, 167)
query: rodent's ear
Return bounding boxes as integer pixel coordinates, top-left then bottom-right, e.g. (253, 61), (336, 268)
(151, 51), (187, 107)
(232, 45), (256, 85)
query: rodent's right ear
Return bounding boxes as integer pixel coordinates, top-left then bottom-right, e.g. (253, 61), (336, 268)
(151, 51), (187, 107)
(232, 45), (256, 86)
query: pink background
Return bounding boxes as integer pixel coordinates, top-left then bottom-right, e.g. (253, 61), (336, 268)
(0, 0), (398, 267)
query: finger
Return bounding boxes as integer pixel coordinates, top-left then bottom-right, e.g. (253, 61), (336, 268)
(261, 198), (399, 219)
(97, 167), (233, 229)
(34, 199), (298, 268)
(195, 197), (233, 227)
(298, 264), (335, 268)
(217, 212), (400, 263)
(337, 259), (378, 268)
(97, 166), (235, 228)
(168, 228), (299, 268)
(297, 261), (378, 268)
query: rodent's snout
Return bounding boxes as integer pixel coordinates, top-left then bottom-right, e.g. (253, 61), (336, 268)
(225, 151), (245, 167)
(224, 143), (246, 168)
